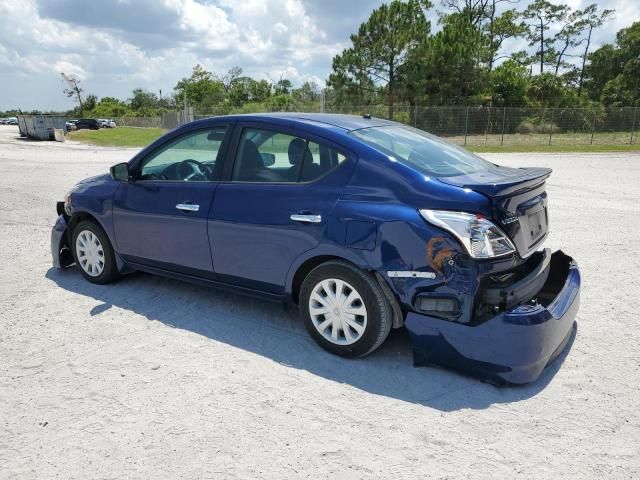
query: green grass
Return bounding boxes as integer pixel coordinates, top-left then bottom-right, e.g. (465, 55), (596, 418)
(448, 131), (640, 152)
(470, 144), (640, 153)
(68, 127), (165, 147)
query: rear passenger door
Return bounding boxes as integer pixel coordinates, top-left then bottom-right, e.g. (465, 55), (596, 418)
(208, 123), (353, 294)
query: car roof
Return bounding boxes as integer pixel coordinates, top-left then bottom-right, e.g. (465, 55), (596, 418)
(199, 112), (397, 132)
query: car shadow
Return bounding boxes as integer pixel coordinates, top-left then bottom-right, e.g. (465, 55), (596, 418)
(45, 267), (576, 412)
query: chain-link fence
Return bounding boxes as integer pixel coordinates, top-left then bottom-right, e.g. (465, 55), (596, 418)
(113, 116), (162, 128)
(322, 106), (639, 147)
(178, 105), (640, 147)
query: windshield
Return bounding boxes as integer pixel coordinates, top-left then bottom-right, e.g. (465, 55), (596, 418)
(350, 125), (493, 177)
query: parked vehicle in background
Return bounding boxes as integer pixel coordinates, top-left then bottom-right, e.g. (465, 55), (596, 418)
(66, 120), (77, 131)
(74, 119), (100, 130)
(97, 119), (116, 128)
(51, 113), (581, 385)
(6, 117), (18, 125)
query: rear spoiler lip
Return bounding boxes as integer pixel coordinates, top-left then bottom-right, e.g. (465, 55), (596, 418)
(440, 167), (552, 198)
(485, 172), (551, 198)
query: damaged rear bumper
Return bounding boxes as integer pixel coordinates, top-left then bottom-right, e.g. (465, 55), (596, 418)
(405, 250), (580, 385)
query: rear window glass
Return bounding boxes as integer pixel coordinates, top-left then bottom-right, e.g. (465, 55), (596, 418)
(350, 125), (493, 177)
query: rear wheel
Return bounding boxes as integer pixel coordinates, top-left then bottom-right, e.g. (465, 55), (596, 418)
(71, 220), (120, 284)
(299, 260), (392, 358)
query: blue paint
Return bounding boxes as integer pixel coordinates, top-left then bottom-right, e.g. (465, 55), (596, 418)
(345, 221), (377, 250)
(51, 113), (581, 384)
(405, 255), (580, 384)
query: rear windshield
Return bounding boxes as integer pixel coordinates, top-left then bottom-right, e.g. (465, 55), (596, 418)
(350, 125), (493, 177)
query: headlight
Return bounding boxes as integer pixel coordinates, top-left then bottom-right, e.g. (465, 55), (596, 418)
(420, 209), (516, 259)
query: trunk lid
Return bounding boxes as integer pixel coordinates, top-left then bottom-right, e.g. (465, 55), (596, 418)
(440, 166), (552, 258)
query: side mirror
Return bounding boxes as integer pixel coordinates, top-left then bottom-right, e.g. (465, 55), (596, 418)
(260, 152), (276, 167)
(110, 162), (131, 181)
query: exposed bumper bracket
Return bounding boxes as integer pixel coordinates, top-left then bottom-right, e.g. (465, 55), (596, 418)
(481, 248), (551, 310)
(405, 250), (580, 385)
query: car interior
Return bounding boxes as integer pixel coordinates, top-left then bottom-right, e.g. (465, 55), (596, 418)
(232, 130), (343, 183)
(138, 129), (226, 181)
(138, 127), (345, 183)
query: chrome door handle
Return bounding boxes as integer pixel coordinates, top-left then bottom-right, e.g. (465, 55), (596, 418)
(290, 214), (322, 223)
(176, 203), (200, 212)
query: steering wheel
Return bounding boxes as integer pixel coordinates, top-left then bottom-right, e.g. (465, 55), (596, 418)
(179, 159), (211, 181)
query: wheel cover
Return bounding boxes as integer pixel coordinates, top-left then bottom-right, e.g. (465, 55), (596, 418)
(75, 230), (105, 277)
(308, 278), (367, 346)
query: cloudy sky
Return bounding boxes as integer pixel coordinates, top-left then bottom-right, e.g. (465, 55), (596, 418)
(0, 0), (634, 111)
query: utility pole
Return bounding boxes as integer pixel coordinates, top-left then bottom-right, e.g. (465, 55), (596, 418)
(464, 107), (469, 147)
(183, 92), (188, 125)
(501, 107), (507, 146)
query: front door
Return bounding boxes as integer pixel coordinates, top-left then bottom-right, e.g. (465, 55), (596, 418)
(113, 125), (229, 277)
(209, 125), (352, 293)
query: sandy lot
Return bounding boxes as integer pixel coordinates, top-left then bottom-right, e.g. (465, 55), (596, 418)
(1, 124), (639, 479)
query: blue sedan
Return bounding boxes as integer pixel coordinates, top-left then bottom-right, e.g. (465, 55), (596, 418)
(51, 113), (580, 384)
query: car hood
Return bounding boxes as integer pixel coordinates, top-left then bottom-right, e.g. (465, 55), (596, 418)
(75, 173), (111, 186)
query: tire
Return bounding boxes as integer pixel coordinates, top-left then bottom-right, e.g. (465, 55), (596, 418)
(299, 260), (392, 358)
(71, 220), (120, 284)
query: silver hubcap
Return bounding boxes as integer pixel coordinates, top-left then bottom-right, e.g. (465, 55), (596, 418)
(75, 230), (105, 277)
(308, 278), (367, 346)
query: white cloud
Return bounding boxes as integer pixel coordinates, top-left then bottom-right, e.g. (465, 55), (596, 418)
(0, 0), (344, 110)
(53, 60), (87, 79)
(274, 23), (288, 34)
(0, 0), (635, 111)
(268, 66), (323, 87)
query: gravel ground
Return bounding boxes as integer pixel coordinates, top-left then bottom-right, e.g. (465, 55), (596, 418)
(1, 124), (639, 479)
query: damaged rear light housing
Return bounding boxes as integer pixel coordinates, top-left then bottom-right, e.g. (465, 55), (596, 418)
(420, 209), (516, 259)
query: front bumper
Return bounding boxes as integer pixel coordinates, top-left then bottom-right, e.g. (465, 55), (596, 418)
(51, 213), (73, 268)
(405, 250), (580, 385)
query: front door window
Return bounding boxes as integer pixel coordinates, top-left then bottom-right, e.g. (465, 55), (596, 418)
(139, 128), (227, 181)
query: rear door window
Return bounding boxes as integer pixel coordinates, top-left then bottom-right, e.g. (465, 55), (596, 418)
(231, 127), (347, 183)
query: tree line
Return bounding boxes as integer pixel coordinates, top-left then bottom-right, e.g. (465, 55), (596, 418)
(329, 0), (639, 118)
(0, 65), (324, 119)
(1, 0), (638, 119)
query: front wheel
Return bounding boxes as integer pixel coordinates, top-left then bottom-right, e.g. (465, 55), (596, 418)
(299, 260), (392, 358)
(71, 220), (121, 284)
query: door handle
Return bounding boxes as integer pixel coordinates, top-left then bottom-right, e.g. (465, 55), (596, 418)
(176, 203), (200, 212)
(290, 213), (322, 223)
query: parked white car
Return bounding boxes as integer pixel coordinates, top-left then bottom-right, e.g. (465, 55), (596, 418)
(98, 119), (117, 128)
